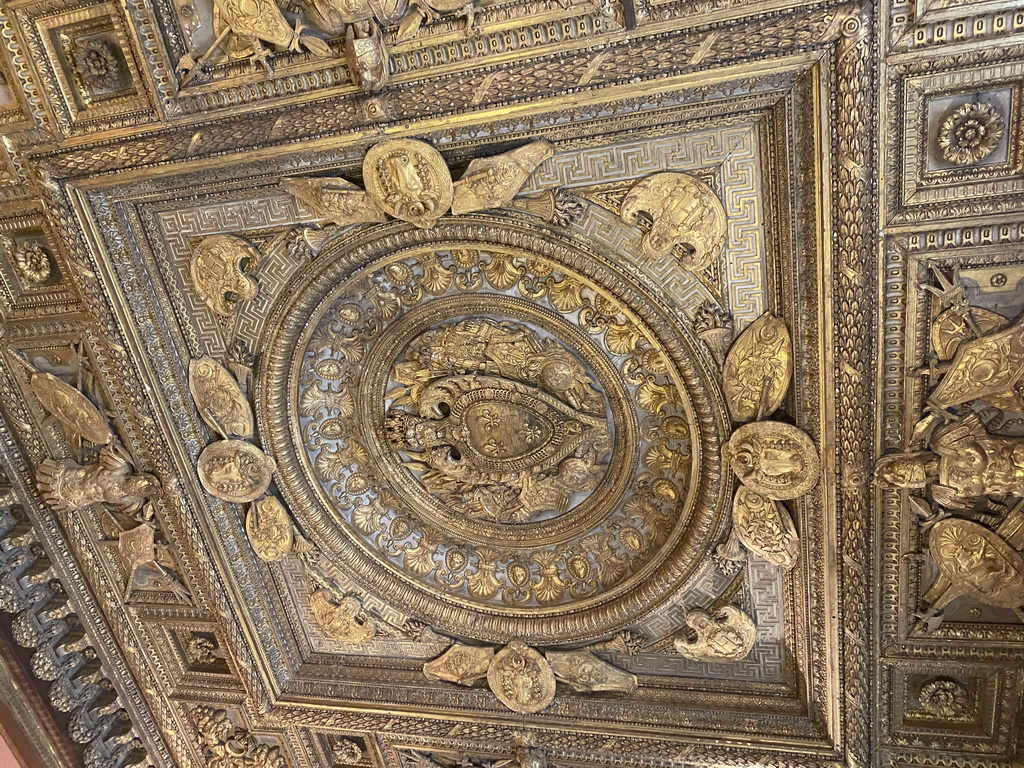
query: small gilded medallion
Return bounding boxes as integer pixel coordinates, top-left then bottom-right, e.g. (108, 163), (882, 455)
(723, 421), (819, 500)
(197, 439), (276, 503)
(363, 139), (454, 229)
(486, 641), (556, 714)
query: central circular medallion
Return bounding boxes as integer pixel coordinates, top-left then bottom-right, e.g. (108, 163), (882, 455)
(379, 309), (617, 527)
(260, 220), (730, 644)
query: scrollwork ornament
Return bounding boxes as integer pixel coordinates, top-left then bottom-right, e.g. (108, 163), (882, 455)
(620, 172), (726, 270)
(309, 589), (377, 643)
(190, 235), (260, 317)
(938, 102), (1004, 166)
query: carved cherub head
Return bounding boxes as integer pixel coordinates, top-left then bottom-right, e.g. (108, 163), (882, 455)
(874, 451), (939, 489)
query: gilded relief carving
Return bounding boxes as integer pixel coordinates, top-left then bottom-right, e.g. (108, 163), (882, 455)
(716, 314), (816, 571)
(545, 650), (637, 693)
(38, 438), (160, 513)
(26, 368), (114, 448)
(673, 605), (756, 662)
(3, 0), (1016, 760)
(190, 235), (260, 317)
(877, 266), (1024, 627)
(274, 227), (716, 635)
(363, 139), (454, 228)
(722, 313), (791, 423)
(723, 421), (820, 501)
(731, 486), (799, 569)
(423, 643), (494, 685)
(451, 141), (555, 215)
(177, 0), (333, 84)
(384, 319), (611, 523)
(423, 638), (637, 711)
(282, 138), (552, 229)
(189, 356), (255, 439)
(11, 241), (52, 285)
(486, 641), (556, 714)
(620, 172), (727, 270)
(918, 678), (969, 718)
(310, 589), (378, 642)
(118, 522), (191, 603)
(247, 495), (294, 562)
(938, 102), (1004, 166)
(197, 439), (276, 503)
(192, 706), (287, 768)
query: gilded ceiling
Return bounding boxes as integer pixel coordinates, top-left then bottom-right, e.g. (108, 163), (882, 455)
(0, 1), (1022, 767)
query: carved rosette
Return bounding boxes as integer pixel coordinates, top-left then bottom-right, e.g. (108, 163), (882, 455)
(919, 678), (969, 718)
(259, 221), (731, 644)
(938, 102), (1004, 166)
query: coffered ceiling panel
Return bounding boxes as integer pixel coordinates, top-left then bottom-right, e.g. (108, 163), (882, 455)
(0, 1), (1021, 768)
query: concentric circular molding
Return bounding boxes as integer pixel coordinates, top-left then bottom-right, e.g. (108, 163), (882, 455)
(258, 217), (731, 645)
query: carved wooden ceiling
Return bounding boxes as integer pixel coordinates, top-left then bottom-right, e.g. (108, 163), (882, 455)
(0, 1), (1022, 767)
